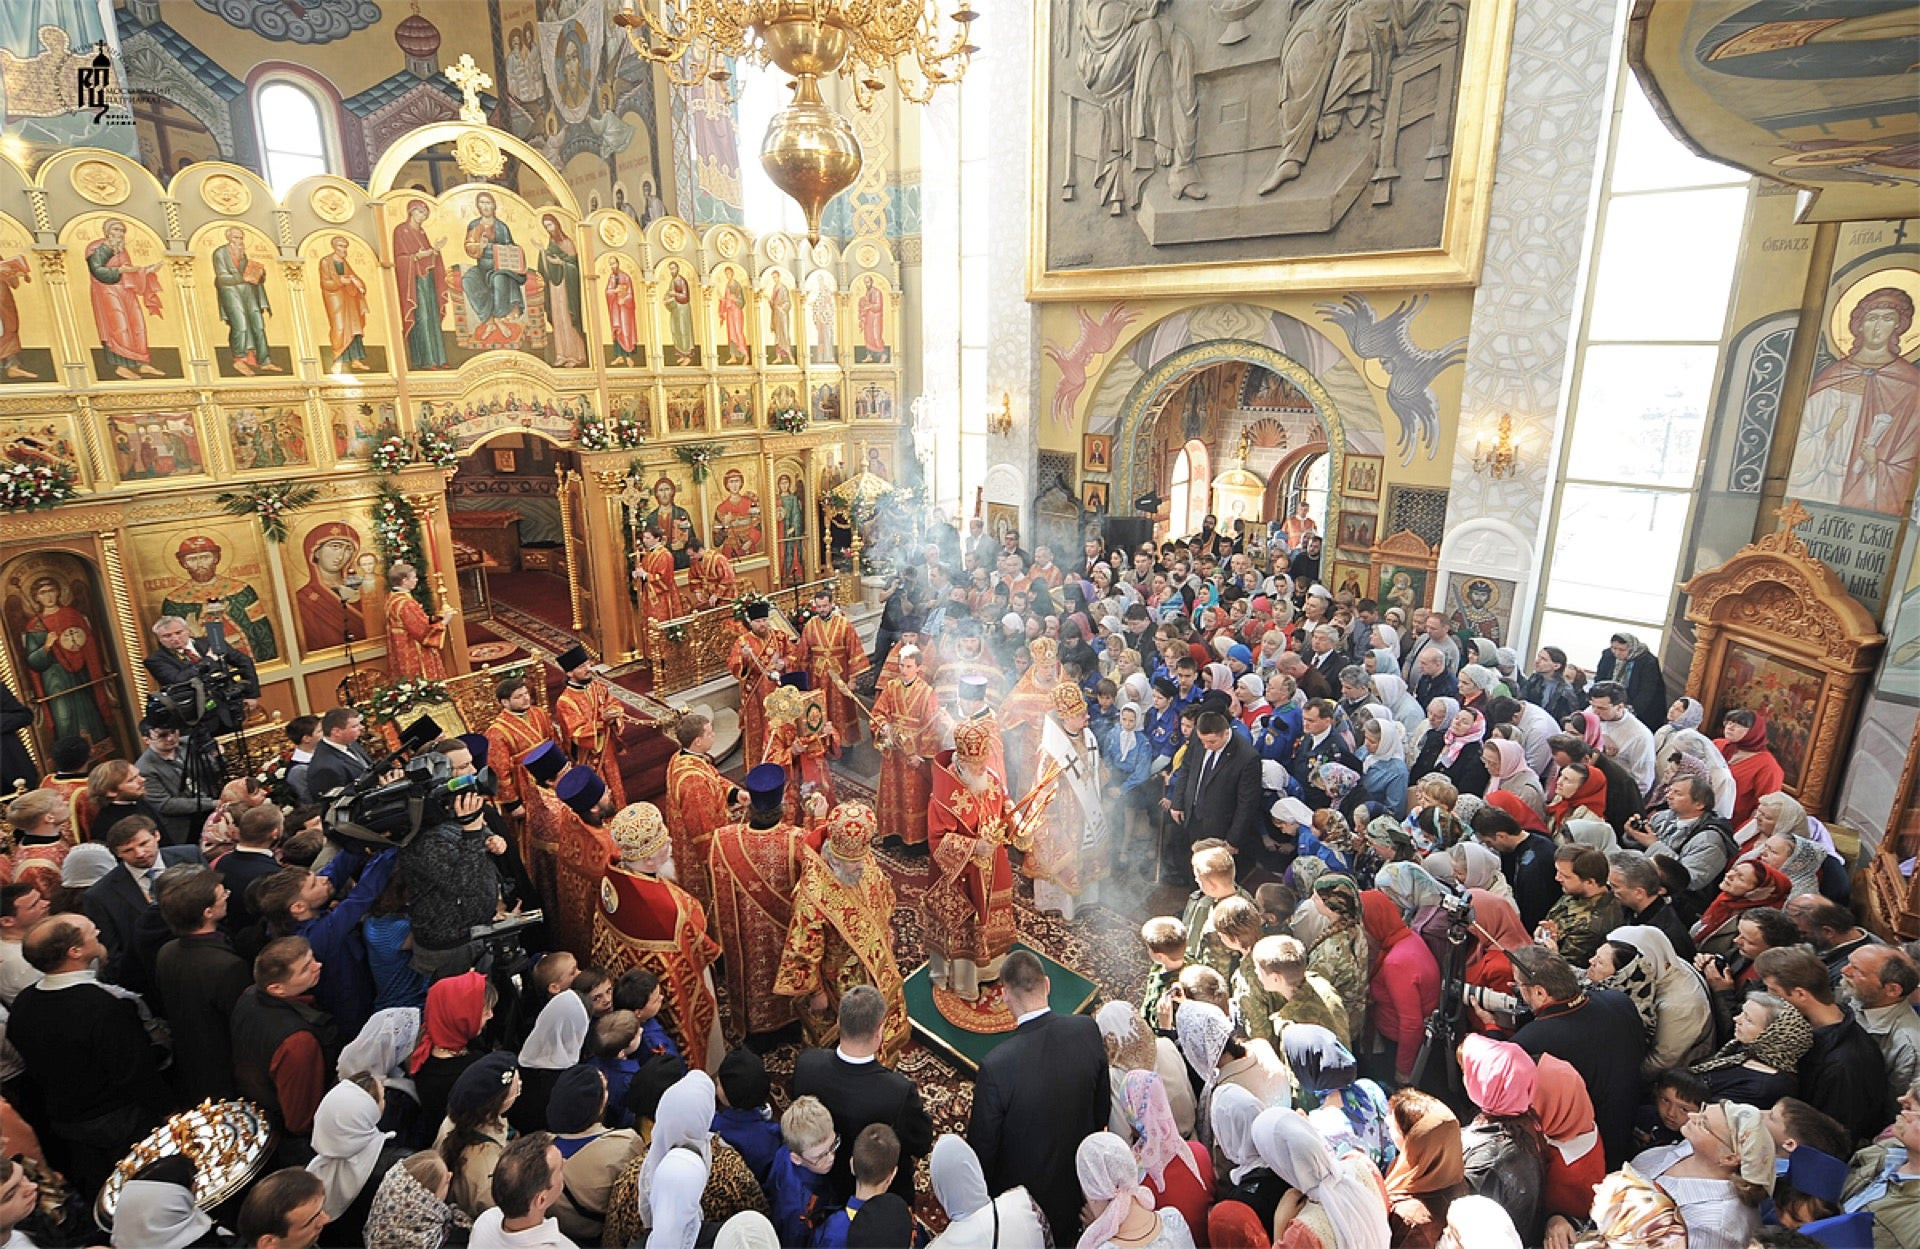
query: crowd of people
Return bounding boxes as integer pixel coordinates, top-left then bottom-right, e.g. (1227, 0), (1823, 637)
(0, 507), (1912, 1249)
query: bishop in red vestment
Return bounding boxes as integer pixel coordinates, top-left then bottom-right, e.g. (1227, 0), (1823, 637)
(925, 724), (1018, 1001)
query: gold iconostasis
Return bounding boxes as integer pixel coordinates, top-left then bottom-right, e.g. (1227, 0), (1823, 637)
(0, 122), (905, 771)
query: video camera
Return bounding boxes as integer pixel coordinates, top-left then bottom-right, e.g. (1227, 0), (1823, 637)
(469, 907), (544, 977)
(324, 715), (497, 850)
(145, 650), (250, 736)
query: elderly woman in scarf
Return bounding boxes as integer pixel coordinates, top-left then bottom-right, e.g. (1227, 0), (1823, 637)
(1653, 697), (1706, 761)
(1284, 1024), (1394, 1171)
(1301, 875), (1371, 1044)
(1690, 859), (1793, 955)
(1755, 830), (1828, 901)
(1456, 1033), (1548, 1244)
(1627, 1100), (1775, 1249)
(1435, 707), (1490, 796)
(1481, 738), (1546, 822)
(1444, 840), (1515, 905)
(1250, 1106), (1391, 1249)
(1661, 728), (1736, 819)
(1075, 1131), (1197, 1249)
(1739, 792), (1847, 898)
(928, 1135), (1048, 1249)
(1383, 1088), (1467, 1249)
(1354, 719), (1409, 819)
(1608, 925), (1716, 1075)
(1455, 664), (1500, 714)
(1361, 889), (1441, 1086)
(310, 1076), (404, 1226)
(1097, 1000), (1196, 1139)
(1410, 697), (1459, 779)
(638, 1071), (716, 1249)
(1123, 1070), (1214, 1235)
(1374, 860), (1451, 968)
(1688, 990), (1813, 1109)
(112, 1155), (217, 1249)
(1715, 709), (1783, 831)
(1370, 673), (1428, 750)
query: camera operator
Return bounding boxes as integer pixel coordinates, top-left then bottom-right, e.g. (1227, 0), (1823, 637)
(134, 714), (219, 845)
(144, 614), (260, 722)
(398, 755), (508, 980)
(435, 735), (545, 950)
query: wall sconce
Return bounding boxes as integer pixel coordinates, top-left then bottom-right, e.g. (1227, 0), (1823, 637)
(1472, 412), (1518, 480)
(986, 391), (1012, 438)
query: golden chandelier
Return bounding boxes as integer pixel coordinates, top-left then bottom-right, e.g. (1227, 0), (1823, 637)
(616, 0), (977, 243)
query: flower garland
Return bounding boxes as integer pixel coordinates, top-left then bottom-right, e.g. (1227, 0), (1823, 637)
(662, 622), (688, 644)
(364, 677), (450, 724)
(0, 460), (78, 512)
(216, 481), (320, 543)
(371, 434), (412, 474)
(769, 405), (809, 435)
(372, 482), (433, 609)
(579, 413), (647, 451)
(673, 441), (726, 484)
(415, 426), (460, 469)
(254, 750), (299, 808)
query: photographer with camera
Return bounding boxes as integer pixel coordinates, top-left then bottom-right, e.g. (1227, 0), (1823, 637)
(144, 615), (259, 744)
(399, 779), (506, 981)
(134, 714), (220, 845)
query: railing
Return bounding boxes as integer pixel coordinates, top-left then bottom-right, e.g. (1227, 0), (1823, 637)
(645, 572), (859, 697)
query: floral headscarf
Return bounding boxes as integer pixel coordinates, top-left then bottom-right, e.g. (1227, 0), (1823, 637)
(1121, 1070), (1204, 1187)
(1374, 862), (1448, 917)
(1075, 1132), (1156, 1249)
(1587, 1165), (1688, 1249)
(1317, 761), (1361, 800)
(1771, 835), (1826, 899)
(1691, 997), (1814, 1076)
(1364, 816), (1417, 862)
(1667, 698), (1704, 731)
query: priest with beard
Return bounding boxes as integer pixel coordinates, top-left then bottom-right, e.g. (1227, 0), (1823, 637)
(706, 764), (806, 1047)
(926, 718), (1018, 1002)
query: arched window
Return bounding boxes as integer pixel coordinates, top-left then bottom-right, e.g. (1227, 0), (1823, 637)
(254, 77), (335, 195)
(1168, 446), (1192, 541)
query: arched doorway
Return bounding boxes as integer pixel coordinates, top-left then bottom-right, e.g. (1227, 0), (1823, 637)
(445, 429), (593, 655)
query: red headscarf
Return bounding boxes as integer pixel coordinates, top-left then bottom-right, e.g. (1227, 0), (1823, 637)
(409, 970), (489, 1073)
(1691, 860), (1792, 945)
(1725, 713), (1771, 753)
(1487, 787), (1546, 835)
(1361, 889), (1412, 967)
(1548, 764), (1608, 830)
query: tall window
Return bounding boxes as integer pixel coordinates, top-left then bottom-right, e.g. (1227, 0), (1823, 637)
(1536, 68), (1750, 664)
(1169, 446), (1193, 540)
(254, 78), (334, 195)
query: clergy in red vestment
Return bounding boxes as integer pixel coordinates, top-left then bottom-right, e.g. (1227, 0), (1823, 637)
(484, 675), (562, 812)
(869, 644), (948, 847)
(551, 644), (629, 810)
(632, 526), (683, 647)
(932, 618), (1005, 704)
(661, 711), (742, 918)
(685, 537), (737, 610)
(763, 678), (837, 823)
(383, 562), (454, 680)
(706, 763), (805, 1044)
(998, 636), (1062, 795)
(926, 722), (1018, 1002)
(772, 801), (909, 1063)
(592, 801), (724, 1072)
(796, 587), (869, 745)
(727, 600), (792, 769)
(550, 766), (615, 957)
(1715, 709), (1784, 833)
(515, 741), (571, 911)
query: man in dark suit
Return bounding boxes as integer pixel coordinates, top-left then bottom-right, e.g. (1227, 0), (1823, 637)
(0, 682), (37, 792)
(82, 814), (204, 985)
(1304, 624), (1349, 688)
(1289, 698), (1361, 809)
(144, 614), (260, 729)
(790, 985), (933, 1204)
(216, 804), (285, 938)
(306, 706), (373, 798)
(968, 949), (1108, 1240)
(1170, 709), (1263, 855)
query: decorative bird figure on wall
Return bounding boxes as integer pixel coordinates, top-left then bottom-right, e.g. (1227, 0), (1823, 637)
(1044, 301), (1141, 428)
(1316, 294), (1467, 466)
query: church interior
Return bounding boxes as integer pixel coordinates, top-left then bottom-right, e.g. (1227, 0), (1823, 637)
(0, 0), (1918, 1242)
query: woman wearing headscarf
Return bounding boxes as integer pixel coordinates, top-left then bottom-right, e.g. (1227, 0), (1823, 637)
(1687, 991), (1813, 1109)
(638, 1071), (716, 1249)
(927, 1135), (1049, 1249)
(511, 986), (589, 1134)
(1369, 674), (1427, 752)
(1455, 664), (1499, 715)
(1249, 1107), (1390, 1249)
(1462, 889), (1529, 1034)
(1076, 1131), (1197, 1249)
(1755, 831), (1826, 901)
(1608, 925), (1716, 1075)
(111, 1155), (218, 1249)
(1303, 876), (1370, 1044)
(1124, 1070), (1214, 1234)
(1353, 720), (1408, 820)
(1714, 709), (1783, 831)
(437, 1052), (519, 1217)
(1178, 1001), (1289, 1133)
(1381, 1089), (1466, 1249)
(1656, 728), (1737, 821)
(1209, 1084), (1287, 1238)
(310, 1077), (406, 1237)
(365, 1150), (470, 1249)
(1443, 1195), (1523, 1249)
(1283, 1025), (1393, 1171)
(1689, 859), (1792, 955)
(1546, 760), (1609, 840)
(1626, 1100), (1775, 1249)
(1409, 698), (1458, 780)
(1594, 632), (1666, 730)
(1456, 1033), (1547, 1245)
(1098, 1000), (1197, 1138)
(1481, 738), (1546, 823)
(714, 1211), (780, 1249)
(340, 1007), (423, 1137)
(1360, 890), (1440, 1087)
(1652, 697), (1706, 764)
(1445, 841), (1515, 905)
(1530, 1052), (1605, 1222)
(409, 971), (494, 1148)
(1373, 861), (1450, 970)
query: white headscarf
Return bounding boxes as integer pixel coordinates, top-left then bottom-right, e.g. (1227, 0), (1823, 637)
(931, 1134), (992, 1221)
(1075, 1132), (1154, 1249)
(714, 1212), (781, 1249)
(1565, 818), (1616, 852)
(1175, 1001), (1233, 1085)
(338, 1006), (421, 1099)
(1366, 718), (1407, 772)
(1251, 1108), (1390, 1249)
(930, 1134), (1048, 1249)
(518, 989), (589, 1070)
(307, 1080), (394, 1218)
(1210, 1084), (1267, 1186)
(1271, 796), (1315, 830)
(1444, 1195), (1523, 1249)
(640, 1070), (716, 1240)
(112, 1178), (213, 1249)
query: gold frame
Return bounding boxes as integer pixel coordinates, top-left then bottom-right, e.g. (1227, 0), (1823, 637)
(1026, 0), (1517, 301)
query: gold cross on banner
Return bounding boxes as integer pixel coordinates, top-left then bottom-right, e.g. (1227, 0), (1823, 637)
(445, 53), (493, 125)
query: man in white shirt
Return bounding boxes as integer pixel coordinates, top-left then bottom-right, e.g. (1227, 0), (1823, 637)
(1588, 680), (1657, 797)
(0, 884), (46, 1005)
(469, 1133), (580, 1249)
(1843, 945), (1920, 1093)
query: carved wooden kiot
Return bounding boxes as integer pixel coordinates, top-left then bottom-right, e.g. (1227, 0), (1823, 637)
(1368, 529), (1439, 571)
(1677, 501), (1884, 819)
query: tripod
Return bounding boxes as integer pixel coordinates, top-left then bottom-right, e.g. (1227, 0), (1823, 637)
(1410, 900), (1475, 1101)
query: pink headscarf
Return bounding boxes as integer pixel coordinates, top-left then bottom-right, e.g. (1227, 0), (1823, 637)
(1439, 708), (1486, 766)
(1122, 1070), (1205, 1188)
(1575, 709), (1605, 751)
(1460, 1033), (1536, 1117)
(1484, 739), (1528, 788)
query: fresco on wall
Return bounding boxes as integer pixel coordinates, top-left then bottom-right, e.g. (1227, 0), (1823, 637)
(285, 507), (385, 655)
(201, 224), (294, 378)
(71, 214), (185, 382)
(225, 405), (310, 471)
(0, 217), (54, 383)
(712, 464), (763, 559)
(417, 387), (591, 451)
(0, 418), (81, 477)
(2, 550), (129, 759)
(305, 233), (387, 375)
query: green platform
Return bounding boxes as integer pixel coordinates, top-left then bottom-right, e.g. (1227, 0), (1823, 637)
(903, 942), (1099, 1074)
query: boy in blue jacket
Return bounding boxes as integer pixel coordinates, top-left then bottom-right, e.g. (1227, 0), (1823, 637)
(769, 1095), (837, 1246)
(809, 1124), (899, 1248)
(712, 1046), (783, 1187)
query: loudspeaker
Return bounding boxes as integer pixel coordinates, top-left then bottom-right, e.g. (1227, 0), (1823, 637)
(1104, 516), (1153, 556)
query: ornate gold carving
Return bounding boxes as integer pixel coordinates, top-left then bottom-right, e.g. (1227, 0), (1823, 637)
(26, 189), (51, 234)
(33, 247), (64, 281)
(454, 130), (506, 180)
(714, 229), (740, 259)
(167, 256), (197, 283)
(163, 199), (182, 242)
(71, 160), (130, 206)
(599, 216), (630, 248)
(201, 174), (251, 215)
(98, 531), (150, 706)
(278, 261), (305, 287)
(557, 468), (585, 630)
(856, 241), (880, 269)
(275, 210), (294, 249)
(310, 185), (355, 224)
(661, 222), (686, 252)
